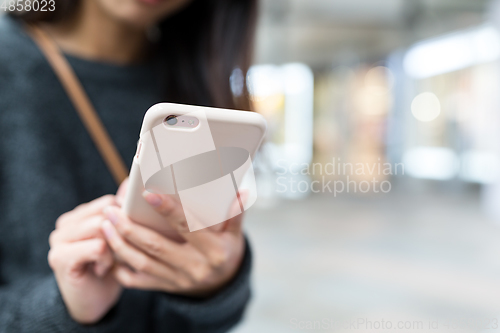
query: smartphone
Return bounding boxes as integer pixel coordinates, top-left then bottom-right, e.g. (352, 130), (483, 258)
(122, 103), (267, 238)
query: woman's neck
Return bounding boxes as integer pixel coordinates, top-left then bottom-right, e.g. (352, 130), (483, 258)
(44, 1), (149, 65)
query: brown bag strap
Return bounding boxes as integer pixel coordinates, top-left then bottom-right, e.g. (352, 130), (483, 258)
(24, 24), (128, 186)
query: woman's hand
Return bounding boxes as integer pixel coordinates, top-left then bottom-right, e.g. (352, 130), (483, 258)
(101, 192), (245, 297)
(48, 195), (123, 324)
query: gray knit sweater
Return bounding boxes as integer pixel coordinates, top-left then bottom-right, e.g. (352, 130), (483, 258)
(0, 15), (251, 333)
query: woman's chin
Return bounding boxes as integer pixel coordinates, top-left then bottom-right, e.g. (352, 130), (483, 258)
(97, 0), (191, 29)
(136, 0), (167, 5)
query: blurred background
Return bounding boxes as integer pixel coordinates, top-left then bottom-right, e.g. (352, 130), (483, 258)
(237, 0), (500, 332)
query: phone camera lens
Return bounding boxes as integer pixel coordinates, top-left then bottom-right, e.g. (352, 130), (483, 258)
(165, 115), (177, 126)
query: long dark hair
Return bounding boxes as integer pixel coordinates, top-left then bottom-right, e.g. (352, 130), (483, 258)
(10, 0), (257, 111)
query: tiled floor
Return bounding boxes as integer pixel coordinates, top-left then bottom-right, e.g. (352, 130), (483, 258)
(232, 183), (500, 332)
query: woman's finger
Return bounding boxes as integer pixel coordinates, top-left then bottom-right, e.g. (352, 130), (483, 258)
(104, 207), (233, 288)
(56, 195), (117, 229)
(142, 192), (187, 229)
(48, 238), (113, 278)
(50, 215), (105, 246)
(222, 211), (244, 235)
(140, 192), (240, 265)
(101, 220), (178, 282)
(112, 264), (182, 291)
(221, 190), (247, 235)
(104, 206), (198, 269)
(105, 211), (223, 291)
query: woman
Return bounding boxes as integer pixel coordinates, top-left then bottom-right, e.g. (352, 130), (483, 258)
(0, 0), (256, 331)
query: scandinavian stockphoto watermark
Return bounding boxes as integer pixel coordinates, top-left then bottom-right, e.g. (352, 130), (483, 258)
(290, 317), (499, 331)
(291, 317), (425, 331)
(276, 158), (404, 195)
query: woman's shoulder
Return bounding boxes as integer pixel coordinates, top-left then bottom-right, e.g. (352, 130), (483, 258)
(0, 14), (29, 44)
(0, 15), (40, 69)
(0, 15), (51, 116)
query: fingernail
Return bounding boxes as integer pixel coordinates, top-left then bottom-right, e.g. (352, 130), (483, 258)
(142, 191), (162, 207)
(104, 206), (118, 225)
(102, 220), (114, 239)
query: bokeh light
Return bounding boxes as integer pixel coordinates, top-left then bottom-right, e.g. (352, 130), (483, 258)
(411, 92), (441, 122)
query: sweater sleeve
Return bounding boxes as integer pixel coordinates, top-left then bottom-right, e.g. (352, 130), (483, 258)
(151, 238), (253, 333)
(0, 239), (251, 333)
(0, 275), (80, 333)
(0, 275), (153, 333)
